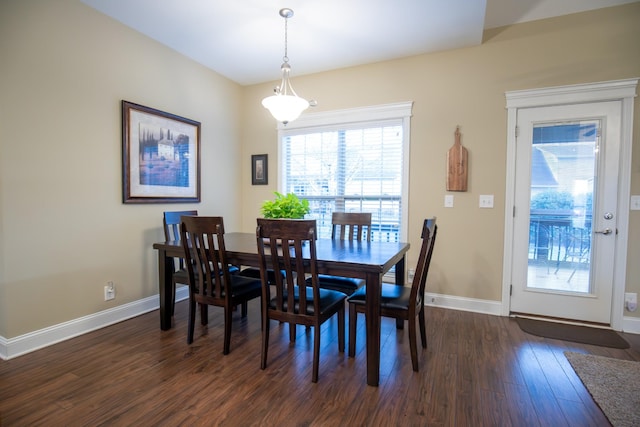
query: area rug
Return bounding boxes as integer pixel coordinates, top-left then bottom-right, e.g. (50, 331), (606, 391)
(565, 352), (640, 427)
(516, 317), (629, 349)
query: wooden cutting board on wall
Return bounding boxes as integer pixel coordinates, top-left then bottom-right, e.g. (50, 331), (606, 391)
(446, 126), (468, 192)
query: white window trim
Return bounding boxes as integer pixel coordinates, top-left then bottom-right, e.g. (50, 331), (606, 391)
(276, 101), (413, 242)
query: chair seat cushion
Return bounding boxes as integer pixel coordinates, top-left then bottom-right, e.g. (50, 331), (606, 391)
(238, 267), (284, 284)
(192, 275), (261, 299)
(229, 275), (262, 298)
(177, 264), (239, 281)
(307, 275), (364, 296)
(347, 283), (411, 310)
(269, 286), (346, 315)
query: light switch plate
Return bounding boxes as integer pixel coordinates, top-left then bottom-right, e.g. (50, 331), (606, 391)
(479, 195), (494, 208)
(444, 194), (454, 208)
(630, 195), (640, 210)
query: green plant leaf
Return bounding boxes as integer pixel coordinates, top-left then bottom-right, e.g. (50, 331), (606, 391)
(260, 192), (310, 219)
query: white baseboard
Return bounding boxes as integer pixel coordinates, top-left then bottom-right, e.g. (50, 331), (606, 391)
(2, 288), (634, 360)
(622, 315), (640, 334)
(0, 287), (189, 360)
(424, 292), (503, 316)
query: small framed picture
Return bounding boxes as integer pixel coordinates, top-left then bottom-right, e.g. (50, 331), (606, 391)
(252, 154), (268, 185)
(121, 100), (201, 203)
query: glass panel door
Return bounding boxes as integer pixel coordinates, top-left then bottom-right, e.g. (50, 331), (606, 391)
(510, 101), (620, 324)
(527, 122), (596, 293)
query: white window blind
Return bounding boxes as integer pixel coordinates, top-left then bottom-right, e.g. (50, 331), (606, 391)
(278, 102), (412, 242)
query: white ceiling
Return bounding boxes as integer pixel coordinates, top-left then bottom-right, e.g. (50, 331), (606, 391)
(81, 0), (637, 86)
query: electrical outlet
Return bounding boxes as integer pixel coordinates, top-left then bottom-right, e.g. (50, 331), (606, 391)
(104, 282), (115, 301)
(624, 292), (637, 312)
(630, 195), (640, 210)
(479, 195), (494, 208)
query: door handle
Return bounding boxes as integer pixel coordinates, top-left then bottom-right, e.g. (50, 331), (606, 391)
(594, 228), (613, 235)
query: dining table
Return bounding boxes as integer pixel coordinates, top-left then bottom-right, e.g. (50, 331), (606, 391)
(153, 232), (410, 387)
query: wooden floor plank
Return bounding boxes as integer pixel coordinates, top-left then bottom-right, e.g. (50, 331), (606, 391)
(1, 300), (637, 426)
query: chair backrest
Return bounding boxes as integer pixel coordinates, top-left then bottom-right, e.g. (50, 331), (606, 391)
(331, 212), (372, 242)
(410, 218), (438, 305)
(256, 218), (320, 318)
(163, 210), (198, 241)
(180, 216), (233, 303)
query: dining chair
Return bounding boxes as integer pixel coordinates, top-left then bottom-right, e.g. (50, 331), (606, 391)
(180, 216), (262, 354)
(256, 218), (347, 382)
(165, 210), (242, 316)
(163, 210), (198, 316)
(308, 212), (372, 296)
(347, 217), (437, 372)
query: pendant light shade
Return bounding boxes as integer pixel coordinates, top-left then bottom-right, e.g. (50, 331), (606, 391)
(262, 93), (309, 124)
(262, 8), (310, 125)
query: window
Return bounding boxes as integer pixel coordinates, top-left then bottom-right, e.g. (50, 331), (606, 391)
(277, 102), (412, 242)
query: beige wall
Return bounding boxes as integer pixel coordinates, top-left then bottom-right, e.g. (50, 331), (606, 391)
(0, 0), (243, 337)
(1, 1), (639, 340)
(242, 4), (640, 308)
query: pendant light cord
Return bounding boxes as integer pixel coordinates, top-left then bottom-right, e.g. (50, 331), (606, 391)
(283, 14), (289, 65)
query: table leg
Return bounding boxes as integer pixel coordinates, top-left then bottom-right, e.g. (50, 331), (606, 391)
(158, 248), (174, 330)
(365, 271), (382, 387)
(364, 255), (407, 386)
(395, 257), (406, 330)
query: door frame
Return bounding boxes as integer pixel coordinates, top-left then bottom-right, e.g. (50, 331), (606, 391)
(501, 78), (638, 331)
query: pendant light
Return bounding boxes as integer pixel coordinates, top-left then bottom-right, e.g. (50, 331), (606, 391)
(262, 8), (310, 125)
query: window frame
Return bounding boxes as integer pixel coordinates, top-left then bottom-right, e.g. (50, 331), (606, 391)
(275, 101), (413, 242)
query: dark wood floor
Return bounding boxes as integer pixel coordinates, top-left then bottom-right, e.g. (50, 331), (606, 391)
(1, 299), (639, 426)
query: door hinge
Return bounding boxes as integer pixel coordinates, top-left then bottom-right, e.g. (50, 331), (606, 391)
(515, 126), (519, 138)
(510, 284), (513, 296)
(513, 206), (516, 217)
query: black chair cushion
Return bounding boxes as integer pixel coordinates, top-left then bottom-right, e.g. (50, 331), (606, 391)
(228, 275), (262, 298)
(191, 274), (261, 298)
(179, 265), (240, 285)
(179, 264), (239, 283)
(308, 274), (364, 296)
(238, 267), (284, 282)
(269, 286), (346, 316)
(347, 283), (411, 311)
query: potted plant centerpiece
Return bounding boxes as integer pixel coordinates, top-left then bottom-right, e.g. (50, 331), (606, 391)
(260, 191), (310, 219)
(260, 192), (310, 246)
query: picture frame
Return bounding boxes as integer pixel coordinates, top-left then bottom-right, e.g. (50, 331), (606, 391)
(252, 154), (268, 185)
(122, 100), (201, 203)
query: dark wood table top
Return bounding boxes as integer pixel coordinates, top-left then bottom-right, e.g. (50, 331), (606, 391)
(154, 232), (409, 278)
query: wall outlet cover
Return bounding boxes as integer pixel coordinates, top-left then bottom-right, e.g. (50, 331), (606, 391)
(479, 195), (494, 208)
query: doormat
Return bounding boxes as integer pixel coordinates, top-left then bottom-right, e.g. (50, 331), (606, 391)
(565, 351), (640, 427)
(516, 317), (629, 349)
